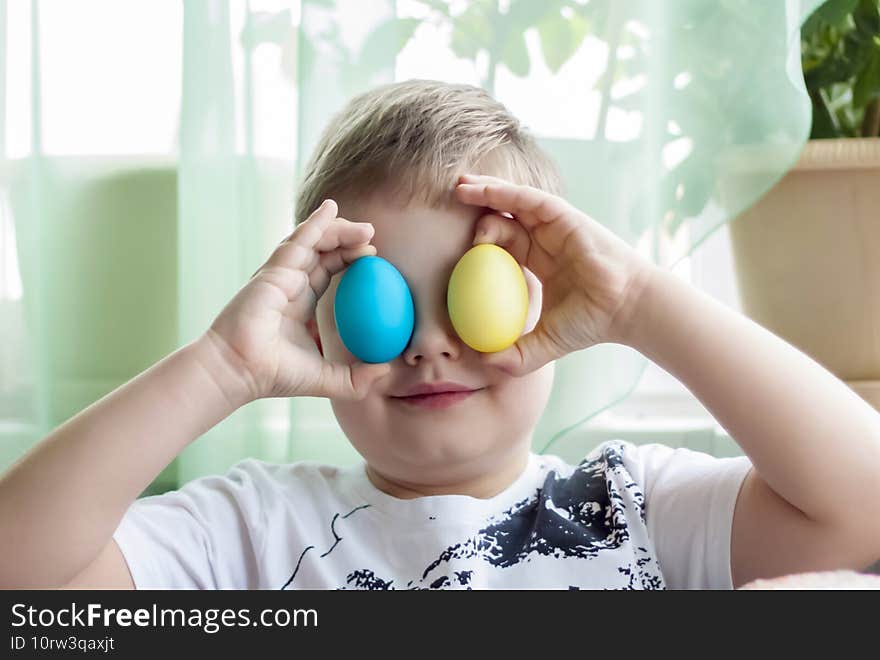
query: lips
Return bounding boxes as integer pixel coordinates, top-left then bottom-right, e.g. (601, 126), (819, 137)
(390, 381), (482, 410)
(396, 381), (476, 397)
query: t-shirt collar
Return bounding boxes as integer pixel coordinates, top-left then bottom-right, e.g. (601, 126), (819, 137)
(341, 452), (544, 523)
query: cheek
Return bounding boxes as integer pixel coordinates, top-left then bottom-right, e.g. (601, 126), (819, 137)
(491, 363), (555, 419)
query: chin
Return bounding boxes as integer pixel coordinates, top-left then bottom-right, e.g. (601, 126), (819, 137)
(403, 432), (493, 466)
(361, 425), (504, 475)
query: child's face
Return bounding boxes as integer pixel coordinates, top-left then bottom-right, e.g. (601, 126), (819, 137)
(313, 192), (554, 485)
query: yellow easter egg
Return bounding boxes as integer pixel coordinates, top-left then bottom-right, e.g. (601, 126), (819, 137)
(447, 244), (529, 353)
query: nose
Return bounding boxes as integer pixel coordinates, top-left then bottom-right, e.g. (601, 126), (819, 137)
(401, 306), (462, 366)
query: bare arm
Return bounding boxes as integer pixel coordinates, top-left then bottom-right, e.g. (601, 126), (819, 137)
(0, 200), (384, 589)
(621, 266), (880, 586)
(0, 334), (250, 588)
(455, 175), (880, 588)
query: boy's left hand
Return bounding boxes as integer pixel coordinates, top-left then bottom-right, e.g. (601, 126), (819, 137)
(455, 173), (654, 376)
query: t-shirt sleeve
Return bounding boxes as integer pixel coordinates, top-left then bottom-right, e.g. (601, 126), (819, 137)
(622, 442), (753, 590)
(112, 459), (271, 589)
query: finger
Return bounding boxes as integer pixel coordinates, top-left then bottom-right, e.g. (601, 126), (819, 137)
(473, 213), (531, 266)
(275, 342), (391, 399)
(259, 217), (373, 282)
(252, 265), (310, 302)
(250, 200), (338, 279)
(320, 360), (391, 400)
(458, 173), (511, 186)
(292, 199), (338, 248)
(270, 219), (372, 268)
(307, 244), (377, 300)
(313, 218), (375, 252)
(261, 239), (373, 305)
(481, 325), (563, 377)
(276, 200), (337, 245)
(455, 179), (571, 231)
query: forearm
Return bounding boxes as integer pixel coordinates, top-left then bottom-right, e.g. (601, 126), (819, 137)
(0, 334), (250, 587)
(620, 266), (880, 526)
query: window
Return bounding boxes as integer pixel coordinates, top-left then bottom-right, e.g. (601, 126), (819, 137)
(582, 223), (745, 457)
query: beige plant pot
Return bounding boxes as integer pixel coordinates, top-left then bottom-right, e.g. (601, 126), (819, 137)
(728, 138), (880, 411)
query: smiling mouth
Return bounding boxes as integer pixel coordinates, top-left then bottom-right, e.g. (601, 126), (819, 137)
(390, 388), (483, 411)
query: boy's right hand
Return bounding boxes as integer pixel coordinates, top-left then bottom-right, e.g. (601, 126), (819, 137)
(202, 199), (391, 403)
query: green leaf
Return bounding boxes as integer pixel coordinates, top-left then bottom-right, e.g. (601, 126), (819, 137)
(853, 0), (880, 35)
(367, 17), (420, 54)
(853, 46), (880, 107)
(500, 28), (530, 77)
(449, 1), (494, 60)
(537, 10), (589, 73)
(814, 0), (859, 28)
(505, 0), (560, 33)
(804, 51), (857, 89)
(810, 89), (845, 138)
(357, 17), (420, 76)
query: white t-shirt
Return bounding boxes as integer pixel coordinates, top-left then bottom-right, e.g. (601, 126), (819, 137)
(112, 440), (752, 590)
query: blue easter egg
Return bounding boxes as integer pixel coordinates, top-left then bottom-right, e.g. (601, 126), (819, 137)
(334, 256), (414, 364)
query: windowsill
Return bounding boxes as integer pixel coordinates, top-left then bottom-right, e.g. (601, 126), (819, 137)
(592, 408), (741, 453)
(557, 222), (747, 459)
(549, 395), (744, 463)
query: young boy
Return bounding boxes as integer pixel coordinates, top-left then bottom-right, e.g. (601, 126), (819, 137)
(2, 80), (879, 590)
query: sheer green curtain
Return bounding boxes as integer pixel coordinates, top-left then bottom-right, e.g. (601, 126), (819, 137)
(0, 0), (823, 491)
(0, 0), (187, 491)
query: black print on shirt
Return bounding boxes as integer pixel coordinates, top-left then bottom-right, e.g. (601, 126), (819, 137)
(280, 503), (371, 590)
(282, 443), (665, 590)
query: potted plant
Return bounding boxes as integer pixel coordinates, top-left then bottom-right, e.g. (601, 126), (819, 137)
(728, 0), (880, 411)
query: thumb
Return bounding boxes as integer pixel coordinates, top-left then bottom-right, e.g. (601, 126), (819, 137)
(321, 360), (391, 400)
(481, 327), (559, 377)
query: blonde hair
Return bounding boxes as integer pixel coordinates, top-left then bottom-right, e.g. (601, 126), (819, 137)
(295, 79), (562, 224)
